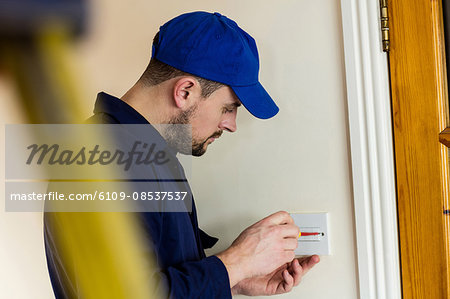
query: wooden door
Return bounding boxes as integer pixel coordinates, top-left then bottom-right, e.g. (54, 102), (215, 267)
(388, 0), (450, 298)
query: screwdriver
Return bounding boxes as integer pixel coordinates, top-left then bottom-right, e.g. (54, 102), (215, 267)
(298, 231), (324, 238)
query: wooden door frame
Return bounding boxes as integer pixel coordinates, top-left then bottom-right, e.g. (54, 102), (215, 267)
(340, 0), (401, 298)
(342, 0), (450, 298)
(388, 0), (450, 298)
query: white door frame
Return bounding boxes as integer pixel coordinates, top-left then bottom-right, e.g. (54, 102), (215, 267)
(340, 0), (401, 298)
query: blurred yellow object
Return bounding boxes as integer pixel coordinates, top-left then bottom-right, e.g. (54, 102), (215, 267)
(2, 24), (160, 298)
(45, 212), (159, 298)
(36, 24), (85, 120)
(0, 25), (84, 123)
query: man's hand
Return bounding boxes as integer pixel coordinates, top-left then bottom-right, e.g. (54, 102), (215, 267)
(231, 255), (320, 296)
(216, 211), (300, 287)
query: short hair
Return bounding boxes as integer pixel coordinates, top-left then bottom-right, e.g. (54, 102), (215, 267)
(139, 33), (225, 98)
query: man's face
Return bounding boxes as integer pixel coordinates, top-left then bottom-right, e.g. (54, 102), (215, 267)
(190, 86), (240, 156)
(167, 86), (240, 156)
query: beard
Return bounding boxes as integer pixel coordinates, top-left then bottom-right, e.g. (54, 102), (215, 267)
(164, 105), (221, 156)
(191, 129), (222, 156)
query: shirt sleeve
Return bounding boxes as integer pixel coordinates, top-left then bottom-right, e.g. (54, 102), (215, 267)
(161, 255), (232, 299)
(199, 228), (219, 249)
(139, 211), (232, 299)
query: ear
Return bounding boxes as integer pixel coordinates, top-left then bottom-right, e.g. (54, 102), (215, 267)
(172, 77), (202, 109)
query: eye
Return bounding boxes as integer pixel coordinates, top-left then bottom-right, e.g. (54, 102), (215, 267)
(222, 107), (234, 114)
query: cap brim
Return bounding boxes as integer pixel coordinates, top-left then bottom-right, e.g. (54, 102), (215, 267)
(231, 82), (279, 119)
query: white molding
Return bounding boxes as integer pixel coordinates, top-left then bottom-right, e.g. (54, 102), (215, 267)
(340, 0), (401, 298)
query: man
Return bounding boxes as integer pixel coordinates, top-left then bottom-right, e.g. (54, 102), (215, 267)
(45, 11), (319, 298)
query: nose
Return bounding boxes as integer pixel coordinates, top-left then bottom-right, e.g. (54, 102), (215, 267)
(219, 111), (237, 133)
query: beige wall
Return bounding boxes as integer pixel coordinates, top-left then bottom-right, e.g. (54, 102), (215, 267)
(0, 0), (358, 298)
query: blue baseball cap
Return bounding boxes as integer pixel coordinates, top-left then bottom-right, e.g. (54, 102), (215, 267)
(152, 11), (279, 119)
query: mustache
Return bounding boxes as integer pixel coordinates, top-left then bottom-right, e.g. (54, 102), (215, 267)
(209, 131), (222, 139)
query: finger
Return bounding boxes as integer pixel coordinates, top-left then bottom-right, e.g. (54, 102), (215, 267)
(282, 269), (294, 292)
(264, 211), (294, 225)
(289, 258), (303, 286)
(282, 238), (299, 251)
(277, 224), (300, 239)
(298, 255), (320, 275)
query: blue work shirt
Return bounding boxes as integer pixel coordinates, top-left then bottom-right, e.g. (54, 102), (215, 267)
(44, 92), (232, 298)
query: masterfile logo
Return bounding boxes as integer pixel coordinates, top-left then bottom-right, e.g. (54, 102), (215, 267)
(5, 124), (192, 180)
(26, 141), (170, 171)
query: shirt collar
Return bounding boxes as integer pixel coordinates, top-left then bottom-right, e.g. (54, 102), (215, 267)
(94, 92), (149, 125)
(93, 92), (178, 156)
